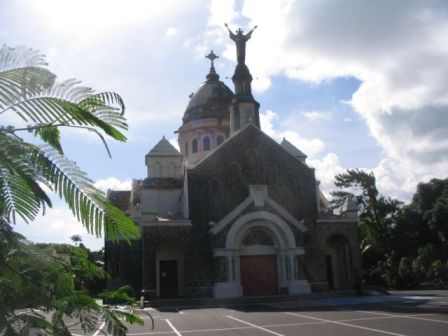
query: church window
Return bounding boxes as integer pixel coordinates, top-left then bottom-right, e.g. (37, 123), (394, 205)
(217, 135), (224, 145)
(203, 136), (211, 151)
(184, 142), (189, 156)
(242, 229), (274, 246)
(192, 138), (198, 153)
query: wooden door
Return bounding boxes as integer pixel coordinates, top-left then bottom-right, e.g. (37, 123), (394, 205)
(240, 255), (278, 296)
(160, 260), (178, 298)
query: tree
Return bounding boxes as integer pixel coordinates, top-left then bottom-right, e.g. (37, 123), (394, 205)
(0, 45), (144, 335)
(70, 234), (82, 246)
(331, 169), (402, 286)
(332, 169), (401, 254)
(413, 178), (448, 245)
(0, 227), (147, 336)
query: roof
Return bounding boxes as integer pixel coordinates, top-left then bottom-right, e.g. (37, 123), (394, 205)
(107, 190), (131, 211)
(142, 177), (183, 189)
(191, 123), (312, 173)
(182, 67), (234, 124)
(281, 138), (307, 159)
(146, 137), (180, 157)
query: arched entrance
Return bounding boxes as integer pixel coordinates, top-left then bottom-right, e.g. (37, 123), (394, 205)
(156, 240), (185, 298)
(325, 235), (353, 290)
(226, 212), (302, 296)
(239, 227), (279, 296)
(213, 211), (310, 298)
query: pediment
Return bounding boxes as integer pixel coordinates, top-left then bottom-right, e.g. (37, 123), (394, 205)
(209, 185), (307, 235)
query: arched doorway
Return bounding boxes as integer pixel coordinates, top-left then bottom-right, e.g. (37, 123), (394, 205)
(213, 211), (310, 298)
(226, 212), (298, 297)
(156, 240), (185, 298)
(239, 227), (279, 296)
(325, 235), (353, 290)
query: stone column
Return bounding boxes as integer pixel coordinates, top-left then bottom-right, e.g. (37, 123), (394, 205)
(288, 255), (296, 281)
(227, 256), (234, 282)
(234, 255), (241, 283)
(293, 255), (299, 280)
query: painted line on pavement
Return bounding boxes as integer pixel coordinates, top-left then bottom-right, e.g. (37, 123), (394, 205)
(165, 320), (182, 336)
(128, 312), (439, 336)
(226, 315), (284, 336)
(357, 310), (448, 324)
(127, 315), (406, 335)
(92, 322), (106, 336)
(286, 312), (406, 336)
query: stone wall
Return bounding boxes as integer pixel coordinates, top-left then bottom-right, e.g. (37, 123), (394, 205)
(304, 220), (360, 289)
(188, 125), (317, 287)
(105, 239), (142, 294)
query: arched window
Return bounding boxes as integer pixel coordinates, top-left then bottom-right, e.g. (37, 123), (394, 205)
(184, 142), (189, 157)
(192, 138), (198, 153)
(203, 136), (211, 151)
(217, 135), (224, 146)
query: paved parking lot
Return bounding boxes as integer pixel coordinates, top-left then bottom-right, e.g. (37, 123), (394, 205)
(89, 291), (448, 336)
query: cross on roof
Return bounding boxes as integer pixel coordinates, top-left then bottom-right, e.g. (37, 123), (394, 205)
(205, 50), (219, 68)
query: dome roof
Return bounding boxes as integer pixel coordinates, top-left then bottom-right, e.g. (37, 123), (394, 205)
(182, 68), (234, 124)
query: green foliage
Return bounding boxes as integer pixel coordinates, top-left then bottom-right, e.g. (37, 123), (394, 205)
(103, 285), (136, 305)
(398, 257), (415, 288)
(332, 171), (448, 289)
(0, 224), (150, 336)
(429, 260), (448, 289)
(0, 45), (139, 241)
(0, 45), (148, 335)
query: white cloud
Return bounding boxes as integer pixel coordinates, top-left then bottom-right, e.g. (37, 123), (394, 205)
(260, 110), (325, 157)
(15, 204), (104, 250)
(308, 153), (345, 198)
(205, 0), (448, 199)
(165, 27), (178, 38)
(303, 111), (331, 122)
(95, 177), (132, 193)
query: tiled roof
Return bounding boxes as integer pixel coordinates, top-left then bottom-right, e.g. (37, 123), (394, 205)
(146, 137), (180, 157)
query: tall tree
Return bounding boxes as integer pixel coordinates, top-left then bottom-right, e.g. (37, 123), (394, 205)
(0, 45), (143, 335)
(70, 234), (82, 246)
(331, 169), (401, 287)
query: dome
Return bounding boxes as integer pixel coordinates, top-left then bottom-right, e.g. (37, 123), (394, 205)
(182, 69), (234, 124)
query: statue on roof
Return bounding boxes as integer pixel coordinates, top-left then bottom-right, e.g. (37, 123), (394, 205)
(225, 23), (257, 65)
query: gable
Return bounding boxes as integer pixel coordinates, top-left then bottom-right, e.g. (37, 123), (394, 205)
(187, 124), (318, 225)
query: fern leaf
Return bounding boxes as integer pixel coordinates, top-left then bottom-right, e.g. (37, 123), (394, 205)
(34, 146), (139, 241)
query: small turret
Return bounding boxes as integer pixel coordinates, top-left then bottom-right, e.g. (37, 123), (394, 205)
(145, 136), (182, 178)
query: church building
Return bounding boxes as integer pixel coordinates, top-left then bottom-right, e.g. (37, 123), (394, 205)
(106, 27), (360, 298)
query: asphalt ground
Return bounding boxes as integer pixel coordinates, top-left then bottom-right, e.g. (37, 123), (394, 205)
(79, 291), (448, 336)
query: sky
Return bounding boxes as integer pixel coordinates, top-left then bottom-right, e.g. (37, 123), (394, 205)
(1, 0), (447, 250)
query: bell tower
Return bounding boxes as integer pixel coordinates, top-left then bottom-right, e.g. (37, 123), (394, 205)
(225, 24), (260, 135)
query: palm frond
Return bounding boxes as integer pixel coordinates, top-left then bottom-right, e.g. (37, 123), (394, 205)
(3, 310), (54, 336)
(34, 146), (139, 241)
(0, 133), (51, 223)
(0, 45), (48, 71)
(3, 80), (127, 141)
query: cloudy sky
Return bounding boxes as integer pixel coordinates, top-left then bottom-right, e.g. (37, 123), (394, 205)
(1, 0), (447, 250)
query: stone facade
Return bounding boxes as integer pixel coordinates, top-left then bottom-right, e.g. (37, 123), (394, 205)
(105, 44), (360, 299)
